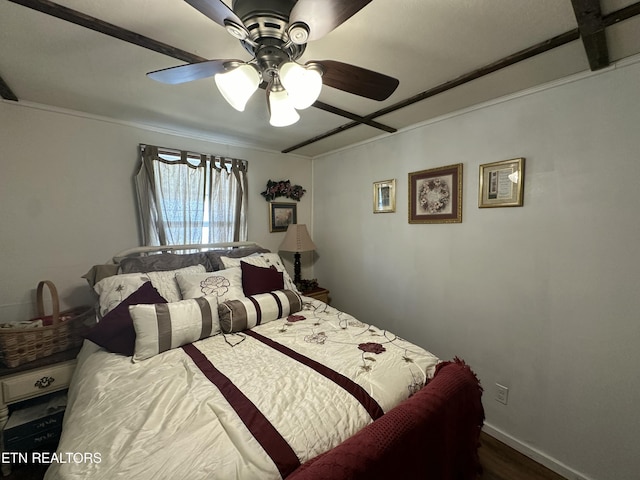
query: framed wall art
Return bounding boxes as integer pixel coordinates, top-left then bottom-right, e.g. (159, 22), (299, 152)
(408, 163), (463, 224)
(478, 157), (525, 208)
(373, 179), (396, 213)
(269, 202), (297, 232)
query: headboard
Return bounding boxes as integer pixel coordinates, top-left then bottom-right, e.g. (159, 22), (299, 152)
(84, 242), (268, 288)
(111, 241), (265, 263)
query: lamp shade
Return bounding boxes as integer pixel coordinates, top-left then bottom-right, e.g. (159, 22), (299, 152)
(279, 224), (316, 253)
(214, 64), (260, 112)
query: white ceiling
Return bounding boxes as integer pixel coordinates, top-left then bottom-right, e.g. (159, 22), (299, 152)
(1, 0), (639, 157)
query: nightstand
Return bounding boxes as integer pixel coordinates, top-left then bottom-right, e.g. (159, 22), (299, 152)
(302, 287), (330, 304)
(0, 348), (79, 476)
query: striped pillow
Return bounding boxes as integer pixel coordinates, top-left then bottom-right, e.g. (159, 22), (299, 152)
(129, 295), (220, 361)
(218, 290), (302, 333)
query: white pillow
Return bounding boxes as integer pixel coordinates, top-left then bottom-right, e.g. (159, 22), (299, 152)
(220, 253), (299, 292)
(129, 295), (220, 362)
(218, 290), (303, 333)
(93, 265), (206, 317)
(176, 267), (245, 303)
(146, 266), (206, 302)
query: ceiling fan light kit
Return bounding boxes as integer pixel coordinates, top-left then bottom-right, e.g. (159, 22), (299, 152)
(149, 0), (399, 127)
(267, 80), (301, 127)
(214, 62), (261, 111)
(279, 61), (323, 110)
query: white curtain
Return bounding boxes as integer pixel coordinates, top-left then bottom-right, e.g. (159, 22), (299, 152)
(209, 158), (248, 243)
(135, 145), (248, 246)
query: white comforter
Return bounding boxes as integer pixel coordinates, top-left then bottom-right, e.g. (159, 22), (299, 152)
(45, 299), (439, 480)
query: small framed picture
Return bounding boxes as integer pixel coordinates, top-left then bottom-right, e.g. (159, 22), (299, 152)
(373, 179), (396, 213)
(409, 163), (463, 224)
(479, 158), (525, 208)
(269, 202), (297, 232)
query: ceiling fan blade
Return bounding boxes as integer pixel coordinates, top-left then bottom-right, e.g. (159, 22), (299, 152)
(148, 59), (240, 84)
(312, 60), (399, 101)
(184, 0), (245, 29)
(289, 0), (373, 42)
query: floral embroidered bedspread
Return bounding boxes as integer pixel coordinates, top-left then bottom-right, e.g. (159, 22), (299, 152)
(45, 299), (440, 480)
(262, 299), (440, 411)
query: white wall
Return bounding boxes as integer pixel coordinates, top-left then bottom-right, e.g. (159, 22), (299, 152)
(312, 57), (640, 480)
(0, 102), (311, 322)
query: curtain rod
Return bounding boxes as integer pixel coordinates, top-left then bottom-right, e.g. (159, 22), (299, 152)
(139, 144), (247, 166)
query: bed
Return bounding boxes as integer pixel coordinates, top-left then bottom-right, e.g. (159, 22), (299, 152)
(45, 242), (483, 480)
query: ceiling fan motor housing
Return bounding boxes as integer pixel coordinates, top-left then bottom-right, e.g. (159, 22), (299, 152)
(232, 0), (297, 21)
(232, 0), (305, 63)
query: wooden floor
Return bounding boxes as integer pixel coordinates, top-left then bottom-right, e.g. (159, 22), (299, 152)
(5, 431), (567, 480)
(479, 432), (567, 480)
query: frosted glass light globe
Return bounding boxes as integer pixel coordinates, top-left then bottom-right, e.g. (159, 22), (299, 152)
(214, 64), (260, 112)
(268, 89), (300, 127)
(279, 62), (323, 110)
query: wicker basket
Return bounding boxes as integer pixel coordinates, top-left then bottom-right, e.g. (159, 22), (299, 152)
(0, 281), (94, 368)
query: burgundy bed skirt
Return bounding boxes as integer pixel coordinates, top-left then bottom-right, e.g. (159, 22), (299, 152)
(287, 358), (484, 480)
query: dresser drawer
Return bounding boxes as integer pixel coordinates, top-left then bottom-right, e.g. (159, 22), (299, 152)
(1, 360), (76, 405)
(5, 424), (62, 452)
(4, 410), (65, 444)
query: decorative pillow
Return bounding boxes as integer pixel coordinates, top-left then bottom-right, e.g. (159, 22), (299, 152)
(93, 273), (151, 318)
(129, 295), (220, 362)
(82, 264), (120, 288)
(146, 265), (206, 302)
(84, 282), (167, 356)
(94, 265), (206, 317)
(221, 253), (299, 292)
(241, 261), (284, 296)
(218, 290), (302, 333)
(176, 268), (244, 303)
(205, 246), (270, 271)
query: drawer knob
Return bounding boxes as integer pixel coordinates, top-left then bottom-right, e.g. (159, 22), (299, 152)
(34, 376), (55, 389)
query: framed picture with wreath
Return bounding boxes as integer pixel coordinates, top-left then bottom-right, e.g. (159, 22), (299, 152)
(408, 163), (463, 224)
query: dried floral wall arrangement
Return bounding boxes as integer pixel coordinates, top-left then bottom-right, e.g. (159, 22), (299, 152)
(261, 179), (306, 202)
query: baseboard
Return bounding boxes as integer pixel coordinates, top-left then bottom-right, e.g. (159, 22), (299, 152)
(482, 423), (593, 480)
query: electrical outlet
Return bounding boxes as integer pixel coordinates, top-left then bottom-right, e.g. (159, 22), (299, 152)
(495, 383), (509, 405)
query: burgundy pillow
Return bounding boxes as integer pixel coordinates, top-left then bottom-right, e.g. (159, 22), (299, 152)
(241, 261), (284, 296)
(84, 281), (167, 356)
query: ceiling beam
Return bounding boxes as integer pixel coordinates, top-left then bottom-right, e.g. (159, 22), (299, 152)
(8, 0), (206, 64)
(368, 30), (581, 120)
(7, 0), (396, 134)
(311, 101), (396, 133)
(283, 29), (579, 153)
(603, 1), (640, 26)
(571, 0), (610, 71)
(284, 1), (640, 154)
(0, 74), (19, 101)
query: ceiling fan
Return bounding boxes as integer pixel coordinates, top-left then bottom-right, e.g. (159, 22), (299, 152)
(147, 0), (399, 126)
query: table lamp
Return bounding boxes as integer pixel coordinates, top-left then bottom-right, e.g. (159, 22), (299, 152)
(279, 224), (316, 286)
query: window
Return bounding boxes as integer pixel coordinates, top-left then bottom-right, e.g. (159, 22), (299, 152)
(135, 144), (247, 246)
